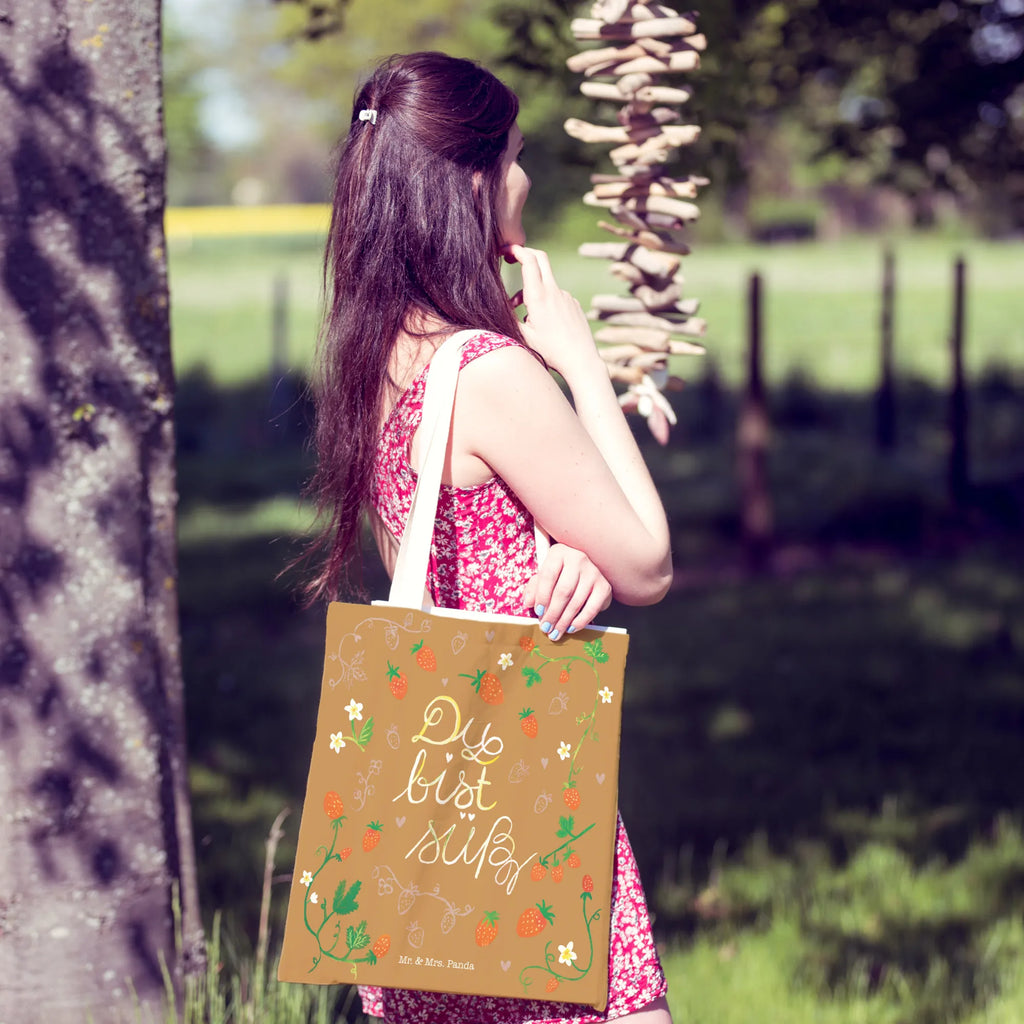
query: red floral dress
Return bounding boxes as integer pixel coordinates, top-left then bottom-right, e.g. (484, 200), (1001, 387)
(365, 331), (667, 1024)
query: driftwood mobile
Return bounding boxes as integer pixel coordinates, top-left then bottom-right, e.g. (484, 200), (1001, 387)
(566, 0), (707, 444)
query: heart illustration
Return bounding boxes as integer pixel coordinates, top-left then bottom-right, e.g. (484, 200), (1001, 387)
(485, 630), (496, 642)
(540, 757), (549, 769)
(459, 812), (466, 819)
(395, 816), (407, 828)
(468, 813), (475, 821)
(596, 772), (606, 784)
(441, 676), (448, 687)
(446, 752), (454, 763)
(501, 961), (511, 972)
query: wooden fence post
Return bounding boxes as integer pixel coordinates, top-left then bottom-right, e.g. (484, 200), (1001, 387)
(875, 246), (896, 450)
(268, 272), (294, 442)
(948, 255), (969, 507)
(738, 272), (773, 570)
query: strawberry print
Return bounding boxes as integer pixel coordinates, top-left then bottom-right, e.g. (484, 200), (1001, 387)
(372, 935), (391, 958)
(559, 668), (571, 684)
(519, 707), (538, 738)
(323, 791), (344, 820)
(530, 862), (547, 882)
(386, 661), (408, 700)
(363, 821), (383, 852)
(545, 977), (560, 992)
(411, 640), (436, 672)
(563, 786), (582, 811)
(551, 864), (564, 884)
(339, 847), (352, 861)
(461, 669), (503, 705)
(516, 901), (555, 938)
(567, 852), (581, 869)
(582, 874), (594, 893)
(475, 911), (500, 947)
(519, 635), (535, 653)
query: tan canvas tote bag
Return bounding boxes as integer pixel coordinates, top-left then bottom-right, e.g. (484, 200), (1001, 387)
(278, 331), (629, 1010)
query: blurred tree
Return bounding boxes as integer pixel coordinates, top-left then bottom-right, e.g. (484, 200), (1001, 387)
(163, 7), (221, 204)
(0, 1), (202, 1020)
(487, 0), (1024, 229)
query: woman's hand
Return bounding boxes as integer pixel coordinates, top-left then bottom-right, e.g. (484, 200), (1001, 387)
(522, 543), (613, 641)
(503, 243), (603, 381)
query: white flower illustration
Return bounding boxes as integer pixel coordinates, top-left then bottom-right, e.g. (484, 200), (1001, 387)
(498, 652), (514, 670)
(330, 731), (346, 753)
(598, 687), (614, 704)
(344, 699), (364, 722)
(557, 741), (572, 761)
(299, 870), (313, 888)
(558, 941), (577, 965)
(309, 891), (319, 904)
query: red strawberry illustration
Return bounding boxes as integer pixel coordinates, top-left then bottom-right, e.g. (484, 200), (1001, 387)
(363, 821), (383, 852)
(411, 640), (436, 672)
(475, 911), (500, 947)
(551, 864), (564, 883)
(530, 862), (547, 882)
(323, 791), (344, 820)
(519, 636), (536, 653)
(387, 661), (408, 700)
(372, 935), (391, 958)
(519, 708), (538, 738)
(339, 847), (353, 861)
(582, 874), (594, 893)
(559, 668), (570, 684)
(567, 852), (581, 869)
(462, 669), (504, 705)
(563, 786), (581, 811)
(516, 901), (555, 938)
(545, 977), (560, 992)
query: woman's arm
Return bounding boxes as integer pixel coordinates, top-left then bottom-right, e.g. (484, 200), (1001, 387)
(450, 247), (673, 607)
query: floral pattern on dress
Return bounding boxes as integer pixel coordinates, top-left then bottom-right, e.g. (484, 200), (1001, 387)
(374, 331), (538, 616)
(366, 330), (668, 1024)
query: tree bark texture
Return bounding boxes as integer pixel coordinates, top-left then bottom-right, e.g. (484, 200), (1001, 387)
(0, 1), (202, 1020)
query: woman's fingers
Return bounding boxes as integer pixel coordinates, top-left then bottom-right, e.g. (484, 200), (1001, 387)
(528, 544), (613, 641)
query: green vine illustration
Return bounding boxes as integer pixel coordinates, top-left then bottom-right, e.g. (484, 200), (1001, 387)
(520, 637), (609, 690)
(302, 806), (388, 977)
(518, 888), (603, 997)
(345, 716), (375, 751)
(537, 814), (594, 870)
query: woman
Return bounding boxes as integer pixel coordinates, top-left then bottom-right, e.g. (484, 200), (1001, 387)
(305, 51), (674, 1024)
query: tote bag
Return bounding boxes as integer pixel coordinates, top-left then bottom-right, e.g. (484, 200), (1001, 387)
(278, 332), (629, 1010)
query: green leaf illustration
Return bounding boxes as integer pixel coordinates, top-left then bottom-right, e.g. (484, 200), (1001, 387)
(521, 666), (542, 688)
(557, 815), (575, 838)
(346, 921), (370, 950)
(358, 718), (374, 746)
(583, 638), (609, 664)
(333, 879), (362, 917)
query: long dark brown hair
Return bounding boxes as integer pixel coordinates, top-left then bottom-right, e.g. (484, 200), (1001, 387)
(302, 52), (524, 602)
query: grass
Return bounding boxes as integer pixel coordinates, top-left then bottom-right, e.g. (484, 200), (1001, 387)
(169, 229), (1024, 1022)
(169, 230), (1024, 391)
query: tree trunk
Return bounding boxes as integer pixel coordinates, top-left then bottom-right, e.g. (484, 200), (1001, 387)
(0, 2), (203, 1020)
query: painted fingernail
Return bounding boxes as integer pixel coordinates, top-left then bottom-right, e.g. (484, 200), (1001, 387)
(535, 604), (545, 617)
(549, 629), (560, 642)
(540, 621), (552, 634)
(567, 625), (576, 634)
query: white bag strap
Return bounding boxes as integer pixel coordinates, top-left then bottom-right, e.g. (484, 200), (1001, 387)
(388, 330), (550, 609)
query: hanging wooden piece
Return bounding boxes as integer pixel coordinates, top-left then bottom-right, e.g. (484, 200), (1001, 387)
(567, 0), (708, 443)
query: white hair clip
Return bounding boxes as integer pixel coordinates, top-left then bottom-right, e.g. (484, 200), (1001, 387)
(358, 108), (378, 126)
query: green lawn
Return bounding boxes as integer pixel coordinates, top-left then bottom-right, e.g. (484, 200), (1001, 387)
(169, 232), (1024, 391)
(169, 230), (1024, 1023)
